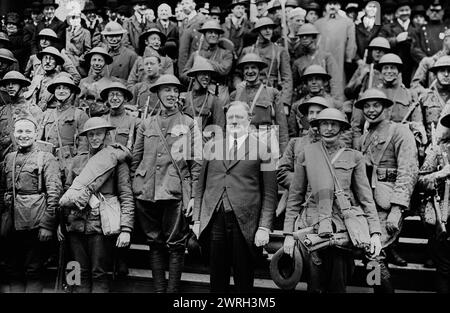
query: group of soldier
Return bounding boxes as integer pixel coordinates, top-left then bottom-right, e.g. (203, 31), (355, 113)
(0, 0), (450, 294)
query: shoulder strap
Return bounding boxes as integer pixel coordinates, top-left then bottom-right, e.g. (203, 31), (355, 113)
(249, 84), (265, 115)
(319, 144), (346, 191)
(37, 150), (44, 193)
(373, 123), (397, 167)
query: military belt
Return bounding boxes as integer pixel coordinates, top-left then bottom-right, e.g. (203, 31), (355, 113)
(376, 167), (397, 183)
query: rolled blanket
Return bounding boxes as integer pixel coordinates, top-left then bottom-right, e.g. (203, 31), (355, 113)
(59, 143), (131, 210)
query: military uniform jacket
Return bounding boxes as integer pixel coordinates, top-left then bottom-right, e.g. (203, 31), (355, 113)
(130, 108), (202, 202)
(420, 84), (450, 142)
(127, 50), (174, 88)
(360, 120), (419, 208)
(25, 71), (57, 110)
(178, 12), (207, 73)
(411, 22), (450, 63)
(411, 51), (448, 89)
(181, 44), (233, 85)
(230, 82), (289, 153)
(130, 79), (160, 115)
(241, 41), (293, 107)
(378, 83), (423, 124)
(284, 142), (381, 234)
(345, 64), (382, 100)
(181, 88), (226, 132)
(277, 131), (319, 190)
(100, 110), (141, 150)
(39, 104), (89, 151)
(107, 45), (139, 81)
(292, 49), (343, 101)
(1, 146), (62, 231)
(64, 150), (134, 234)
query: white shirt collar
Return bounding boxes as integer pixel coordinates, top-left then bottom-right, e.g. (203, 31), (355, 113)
(397, 18), (410, 31)
(160, 19), (169, 28)
(228, 133), (248, 152)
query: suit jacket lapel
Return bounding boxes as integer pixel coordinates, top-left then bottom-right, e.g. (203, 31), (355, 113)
(227, 136), (251, 171)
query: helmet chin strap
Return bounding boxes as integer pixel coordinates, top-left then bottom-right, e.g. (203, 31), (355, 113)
(364, 107), (387, 124)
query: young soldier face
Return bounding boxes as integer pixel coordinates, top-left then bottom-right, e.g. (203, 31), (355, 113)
(299, 34), (316, 47)
(42, 54), (57, 71)
(205, 30), (219, 45)
(307, 104), (324, 123)
(362, 100), (384, 122)
(5, 82), (21, 98)
(371, 48), (386, 63)
(87, 129), (107, 149)
(259, 26), (273, 41)
(243, 64), (260, 84)
(144, 56), (161, 78)
(14, 119), (37, 148)
(306, 75), (325, 93)
(437, 68), (450, 86)
(381, 64), (399, 83)
(195, 72), (211, 89)
(145, 34), (162, 50)
(318, 120), (341, 144)
(158, 85), (180, 109)
(54, 85), (72, 102)
(232, 5), (245, 18)
(90, 54), (106, 73)
(226, 104), (250, 136)
(108, 90), (125, 109)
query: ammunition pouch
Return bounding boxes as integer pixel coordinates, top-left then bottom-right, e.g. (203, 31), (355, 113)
(376, 168), (397, 183)
(373, 167), (396, 211)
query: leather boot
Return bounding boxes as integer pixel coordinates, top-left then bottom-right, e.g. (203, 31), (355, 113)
(150, 248), (167, 293)
(167, 248), (185, 293)
(386, 246), (407, 267)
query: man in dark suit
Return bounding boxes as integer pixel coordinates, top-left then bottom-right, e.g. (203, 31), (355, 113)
(355, 1), (382, 62)
(192, 101), (277, 293)
(379, 0), (416, 87)
(154, 4), (180, 62)
(32, 0), (66, 54)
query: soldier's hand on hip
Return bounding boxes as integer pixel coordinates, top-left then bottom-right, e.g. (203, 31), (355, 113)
(386, 205), (403, 234)
(283, 235), (295, 257)
(184, 198), (195, 217)
(116, 232), (131, 248)
(38, 228), (53, 242)
(254, 227), (270, 247)
(369, 233), (382, 257)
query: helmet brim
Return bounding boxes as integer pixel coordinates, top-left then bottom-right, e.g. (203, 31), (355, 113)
(354, 97), (393, 109)
(79, 125), (116, 136)
(47, 82), (81, 95)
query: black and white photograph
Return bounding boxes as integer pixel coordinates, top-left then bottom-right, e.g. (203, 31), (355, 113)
(0, 0), (449, 309)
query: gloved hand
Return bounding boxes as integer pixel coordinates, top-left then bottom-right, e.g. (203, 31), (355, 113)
(254, 227), (270, 247)
(283, 235), (295, 257)
(386, 205), (403, 234)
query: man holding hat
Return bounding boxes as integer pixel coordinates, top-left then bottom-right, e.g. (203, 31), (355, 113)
(283, 107), (382, 293)
(0, 114), (62, 292)
(182, 20), (233, 104)
(231, 52), (288, 152)
(379, 0), (416, 87)
(62, 116), (134, 292)
(123, 0), (154, 52)
(241, 17), (292, 115)
(315, 0), (356, 90)
(223, 0), (253, 58)
(411, 0), (450, 65)
(292, 24), (342, 102)
(33, 0), (66, 53)
(101, 21), (138, 81)
(182, 55), (226, 133)
(355, 88), (419, 292)
(99, 82), (140, 151)
(131, 74), (202, 293)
